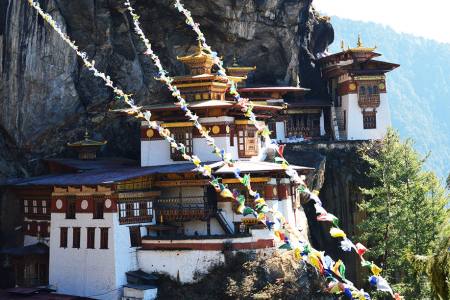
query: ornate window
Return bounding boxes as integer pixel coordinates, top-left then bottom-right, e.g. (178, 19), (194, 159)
(24, 199), (50, 219)
(363, 111), (377, 129)
(170, 127), (193, 161)
(118, 200), (153, 224)
(286, 114), (321, 138)
(237, 125), (259, 158)
(358, 81), (381, 108)
(24, 200), (29, 214)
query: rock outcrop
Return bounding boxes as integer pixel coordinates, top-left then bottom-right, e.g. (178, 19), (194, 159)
(0, 0), (333, 177)
(285, 141), (372, 285)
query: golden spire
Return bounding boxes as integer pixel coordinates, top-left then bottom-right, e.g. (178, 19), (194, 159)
(232, 53), (239, 67)
(346, 33), (376, 52)
(195, 39), (203, 55)
(357, 33), (363, 47)
(340, 40), (345, 51)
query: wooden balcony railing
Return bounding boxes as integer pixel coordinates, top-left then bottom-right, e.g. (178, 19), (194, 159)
(358, 94), (380, 108)
(286, 127), (321, 138)
(155, 196), (214, 222)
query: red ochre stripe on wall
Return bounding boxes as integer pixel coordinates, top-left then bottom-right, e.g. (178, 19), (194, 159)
(141, 239), (275, 251)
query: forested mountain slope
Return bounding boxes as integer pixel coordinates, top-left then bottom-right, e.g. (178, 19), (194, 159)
(329, 17), (450, 180)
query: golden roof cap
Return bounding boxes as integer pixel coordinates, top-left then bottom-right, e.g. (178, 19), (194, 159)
(67, 129), (107, 148)
(346, 34), (377, 52)
(226, 54), (256, 71)
(177, 40), (213, 62)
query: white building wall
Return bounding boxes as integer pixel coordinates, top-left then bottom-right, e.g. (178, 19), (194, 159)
(138, 250), (225, 283)
(49, 213), (139, 300)
(193, 136), (229, 162)
(320, 110), (325, 136)
(217, 202), (235, 231)
(141, 140), (173, 167)
(346, 92), (390, 140)
(275, 121), (286, 142)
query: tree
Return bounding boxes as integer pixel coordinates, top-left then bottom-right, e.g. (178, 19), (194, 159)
(358, 129), (449, 299)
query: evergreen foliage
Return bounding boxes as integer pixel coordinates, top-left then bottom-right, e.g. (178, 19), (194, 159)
(358, 129), (449, 299)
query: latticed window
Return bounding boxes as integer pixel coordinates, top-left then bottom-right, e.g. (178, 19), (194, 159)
(118, 200), (153, 224)
(24, 199), (50, 218)
(358, 81), (381, 108)
(363, 111), (377, 129)
(170, 127), (193, 161)
(237, 125), (259, 158)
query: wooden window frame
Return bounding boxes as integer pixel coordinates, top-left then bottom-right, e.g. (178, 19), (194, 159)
(66, 196), (76, 219)
(93, 198), (104, 219)
(363, 111), (377, 129)
(236, 125), (259, 158)
(87, 227), (96, 249)
(100, 227), (109, 249)
(24, 200), (29, 214)
(170, 127), (193, 161)
(118, 200), (153, 225)
(72, 227), (81, 249)
(129, 226), (142, 247)
(60, 227), (68, 248)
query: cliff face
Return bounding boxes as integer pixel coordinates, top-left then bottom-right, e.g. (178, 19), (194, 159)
(285, 141), (372, 285)
(0, 0), (333, 178)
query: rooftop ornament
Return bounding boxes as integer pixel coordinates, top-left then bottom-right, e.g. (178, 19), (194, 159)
(67, 129), (107, 160)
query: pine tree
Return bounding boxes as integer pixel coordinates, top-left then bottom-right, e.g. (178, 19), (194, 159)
(358, 129), (449, 299)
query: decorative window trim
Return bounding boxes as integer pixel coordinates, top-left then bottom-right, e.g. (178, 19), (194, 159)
(363, 110), (377, 129)
(118, 200), (153, 225)
(236, 125), (259, 158)
(170, 127), (193, 161)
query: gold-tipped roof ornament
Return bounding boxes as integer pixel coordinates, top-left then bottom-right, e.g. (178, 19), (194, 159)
(225, 54), (256, 72)
(67, 128), (107, 148)
(177, 40), (211, 61)
(347, 33), (377, 52)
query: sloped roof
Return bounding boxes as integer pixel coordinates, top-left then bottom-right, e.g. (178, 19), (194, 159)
(4, 162), (212, 187)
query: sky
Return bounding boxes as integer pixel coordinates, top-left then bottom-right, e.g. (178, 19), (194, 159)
(314, 0), (450, 44)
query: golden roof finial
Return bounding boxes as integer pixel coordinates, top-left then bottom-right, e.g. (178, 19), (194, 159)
(340, 40), (345, 51)
(357, 34), (363, 48)
(232, 53), (239, 67)
(84, 127), (90, 140)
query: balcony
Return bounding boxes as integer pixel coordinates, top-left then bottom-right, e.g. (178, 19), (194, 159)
(154, 196), (215, 222)
(358, 94), (380, 108)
